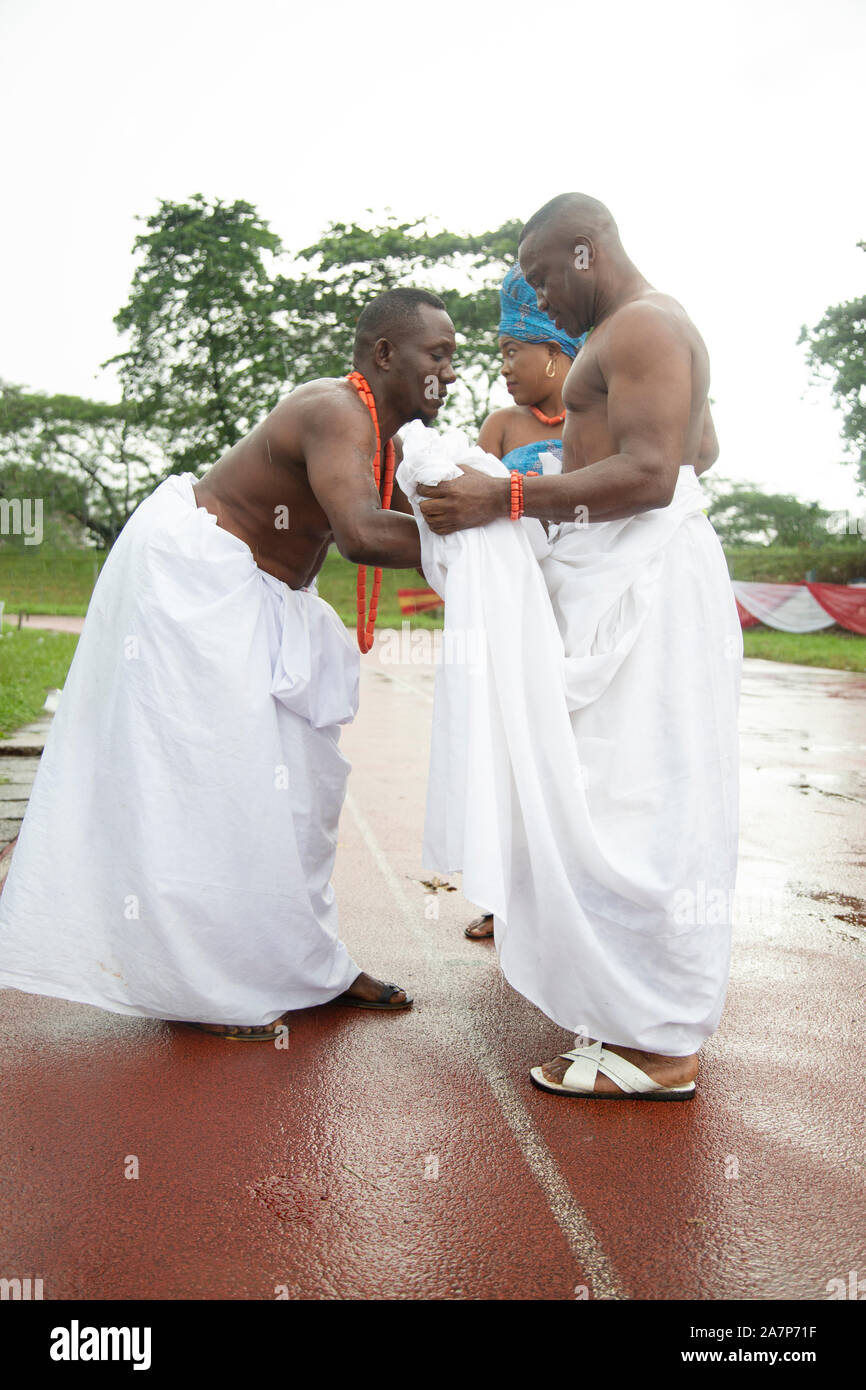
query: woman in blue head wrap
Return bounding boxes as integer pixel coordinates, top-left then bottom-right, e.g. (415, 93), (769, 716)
(475, 264), (586, 477)
(464, 268), (586, 941)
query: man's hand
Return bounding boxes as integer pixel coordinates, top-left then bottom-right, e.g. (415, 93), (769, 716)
(417, 467), (509, 535)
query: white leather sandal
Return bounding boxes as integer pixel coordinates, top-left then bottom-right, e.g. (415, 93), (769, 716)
(530, 1040), (696, 1101)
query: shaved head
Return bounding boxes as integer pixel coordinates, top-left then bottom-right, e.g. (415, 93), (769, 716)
(519, 192), (620, 248)
(517, 193), (637, 341)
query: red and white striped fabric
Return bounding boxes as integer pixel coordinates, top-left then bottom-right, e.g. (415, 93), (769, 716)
(732, 581), (866, 634)
(397, 587), (443, 616)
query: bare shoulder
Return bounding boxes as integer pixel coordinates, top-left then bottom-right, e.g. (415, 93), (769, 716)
(482, 406), (526, 426)
(607, 295), (691, 342)
(277, 378), (369, 426)
(604, 295), (705, 362)
(262, 378), (373, 450)
(478, 406), (526, 456)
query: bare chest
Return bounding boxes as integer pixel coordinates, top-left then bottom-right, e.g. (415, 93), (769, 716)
(560, 347), (613, 471)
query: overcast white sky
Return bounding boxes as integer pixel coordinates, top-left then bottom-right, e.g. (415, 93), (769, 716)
(1, 0), (864, 508)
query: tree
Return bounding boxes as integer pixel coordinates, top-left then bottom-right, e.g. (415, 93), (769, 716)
(279, 212), (522, 430)
(2, 202), (525, 549)
(109, 200), (521, 467)
(799, 241), (866, 491)
(108, 195), (291, 474)
(701, 476), (833, 547)
(0, 381), (165, 548)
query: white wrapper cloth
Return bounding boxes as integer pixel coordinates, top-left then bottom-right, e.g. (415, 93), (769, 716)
(397, 422), (742, 1056)
(0, 475), (361, 1025)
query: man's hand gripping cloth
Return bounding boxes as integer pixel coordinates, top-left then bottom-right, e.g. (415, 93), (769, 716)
(0, 475), (362, 1026)
(397, 422), (742, 1056)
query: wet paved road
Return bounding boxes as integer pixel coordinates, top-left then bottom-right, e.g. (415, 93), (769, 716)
(1, 650), (863, 1300)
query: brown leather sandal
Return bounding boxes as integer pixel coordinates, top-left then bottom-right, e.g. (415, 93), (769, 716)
(464, 913), (494, 940)
(179, 1016), (289, 1042)
(331, 982), (413, 1010)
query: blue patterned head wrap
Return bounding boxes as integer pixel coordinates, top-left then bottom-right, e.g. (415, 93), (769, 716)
(497, 265), (585, 358)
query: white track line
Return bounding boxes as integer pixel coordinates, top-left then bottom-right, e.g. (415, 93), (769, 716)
(345, 790), (626, 1302)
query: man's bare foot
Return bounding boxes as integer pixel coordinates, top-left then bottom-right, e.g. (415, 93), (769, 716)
(464, 913), (494, 940)
(189, 1013), (290, 1038)
(334, 971), (411, 1009)
(540, 1041), (699, 1095)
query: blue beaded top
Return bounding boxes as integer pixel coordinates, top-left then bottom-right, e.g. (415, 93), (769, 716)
(501, 439), (563, 475)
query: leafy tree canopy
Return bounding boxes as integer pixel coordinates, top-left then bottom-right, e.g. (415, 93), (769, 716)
(0, 380), (165, 547)
(280, 211), (521, 427)
(799, 240), (866, 491)
(108, 195), (290, 473)
(702, 475), (838, 547)
(2, 199), (524, 546)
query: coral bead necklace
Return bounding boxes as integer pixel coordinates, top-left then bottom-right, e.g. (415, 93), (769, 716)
(530, 405), (566, 427)
(345, 371), (395, 653)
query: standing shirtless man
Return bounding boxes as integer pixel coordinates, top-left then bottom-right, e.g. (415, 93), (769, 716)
(0, 289), (457, 1039)
(417, 195), (739, 1099)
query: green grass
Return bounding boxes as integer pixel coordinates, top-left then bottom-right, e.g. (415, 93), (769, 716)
(316, 551), (443, 629)
(0, 546), (444, 629)
(0, 626), (79, 737)
(742, 627), (866, 672)
(5, 540), (864, 613)
(2, 549), (865, 683)
(0, 548), (104, 616)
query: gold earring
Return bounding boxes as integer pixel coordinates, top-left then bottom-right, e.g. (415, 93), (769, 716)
(545, 358), (556, 378)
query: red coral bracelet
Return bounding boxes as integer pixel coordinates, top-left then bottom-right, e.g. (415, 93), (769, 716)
(509, 470), (523, 520)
